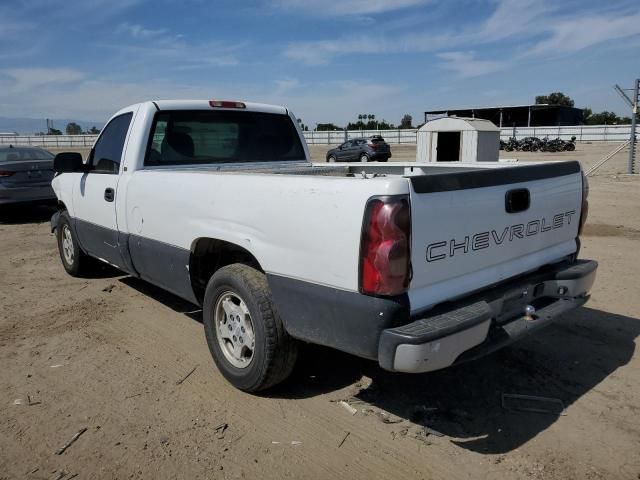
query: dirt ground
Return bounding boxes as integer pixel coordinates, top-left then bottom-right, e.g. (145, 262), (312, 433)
(1, 143), (639, 479)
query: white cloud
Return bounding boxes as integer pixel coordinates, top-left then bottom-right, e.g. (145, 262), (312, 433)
(1, 68), (86, 92)
(437, 51), (506, 78)
(261, 80), (404, 125)
(0, 67), (403, 127)
(283, 0), (640, 67)
(525, 12), (640, 56)
(478, 0), (553, 42)
(101, 33), (243, 70)
(118, 23), (170, 39)
(272, 0), (431, 16)
(274, 77), (300, 95)
(284, 32), (454, 65)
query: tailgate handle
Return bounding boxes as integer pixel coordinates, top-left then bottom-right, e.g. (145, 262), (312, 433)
(505, 188), (530, 213)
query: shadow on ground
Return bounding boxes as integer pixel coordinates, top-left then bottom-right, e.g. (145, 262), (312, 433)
(0, 203), (57, 225)
(109, 274), (640, 455)
(119, 276), (203, 322)
(275, 307), (639, 454)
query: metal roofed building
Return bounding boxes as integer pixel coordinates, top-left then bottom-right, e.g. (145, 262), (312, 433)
(424, 104), (584, 127)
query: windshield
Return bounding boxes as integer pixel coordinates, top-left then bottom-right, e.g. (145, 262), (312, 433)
(0, 148), (54, 162)
(145, 110), (305, 166)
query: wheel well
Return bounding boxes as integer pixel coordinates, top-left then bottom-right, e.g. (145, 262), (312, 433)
(57, 200), (67, 211)
(189, 238), (262, 304)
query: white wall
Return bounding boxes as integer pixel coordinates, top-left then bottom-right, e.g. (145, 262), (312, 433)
(0, 124), (632, 148)
(476, 131), (500, 161)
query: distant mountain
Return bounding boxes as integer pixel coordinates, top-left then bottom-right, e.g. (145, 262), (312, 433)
(0, 116), (105, 135)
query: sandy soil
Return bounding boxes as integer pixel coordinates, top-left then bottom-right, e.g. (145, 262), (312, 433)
(1, 145), (639, 480)
(308, 141), (634, 175)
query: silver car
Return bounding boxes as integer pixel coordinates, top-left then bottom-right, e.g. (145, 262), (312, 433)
(0, 146), (57, 205)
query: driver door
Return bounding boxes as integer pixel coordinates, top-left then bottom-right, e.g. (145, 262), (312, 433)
(72, 111), (134, 268)
(337, 140), (352, 161)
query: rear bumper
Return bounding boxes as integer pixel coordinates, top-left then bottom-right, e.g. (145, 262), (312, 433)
(378, 259), (597, 373)
(0, 184), (56, 205)
(369, 152), (391, 160)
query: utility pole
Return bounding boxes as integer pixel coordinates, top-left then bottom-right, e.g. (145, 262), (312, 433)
(614, 79), (639, 174)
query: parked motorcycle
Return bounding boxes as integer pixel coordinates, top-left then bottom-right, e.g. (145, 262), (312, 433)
(564, 136), (577, 151)
(520, 137), (542, 152)
(503, 137), (520, 152)
(499, 135), (576, 153)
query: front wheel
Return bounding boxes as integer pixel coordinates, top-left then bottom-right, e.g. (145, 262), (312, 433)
(327, 155), (336, 163)
(203, 264), (298, 392)
(56, 211), (93, 277)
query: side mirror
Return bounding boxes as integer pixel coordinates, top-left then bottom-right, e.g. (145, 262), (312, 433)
(54, 152), (84, 173)
(338, 145), (343, 150)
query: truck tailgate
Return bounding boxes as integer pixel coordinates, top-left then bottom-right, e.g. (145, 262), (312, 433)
(408, 162), (583, 314)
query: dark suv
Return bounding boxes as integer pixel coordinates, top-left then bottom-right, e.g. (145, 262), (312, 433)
(326, 135), (391, 162)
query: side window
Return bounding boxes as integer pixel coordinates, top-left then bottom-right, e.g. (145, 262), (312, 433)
(342, 141), (352, 148)
(89, 112), (133, 174)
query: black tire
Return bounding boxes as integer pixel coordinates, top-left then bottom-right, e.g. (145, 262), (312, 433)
(360, 153), (369, 162)
(203, 264), (298, 392)
(327, 155), (337, 163)
(56, 211), (93, 277)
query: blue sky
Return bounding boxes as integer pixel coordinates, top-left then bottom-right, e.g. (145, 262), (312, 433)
(0, 0), (638, 127)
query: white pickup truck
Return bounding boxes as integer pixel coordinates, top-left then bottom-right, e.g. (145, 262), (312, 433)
(51, 100), (597, 392)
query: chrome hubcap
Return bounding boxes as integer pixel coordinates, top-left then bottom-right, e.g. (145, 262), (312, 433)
(215, 291), (255, 368)
(61, 225), (74, 265)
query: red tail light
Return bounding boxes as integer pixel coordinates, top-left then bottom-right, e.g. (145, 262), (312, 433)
(0, 171), (15, 177)
(359, 196), (411, 296)
(368, 142), (379, 150)
(209, 100), (246, 109)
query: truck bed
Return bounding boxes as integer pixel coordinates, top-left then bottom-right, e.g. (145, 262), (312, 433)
(144, 160), (577, 182)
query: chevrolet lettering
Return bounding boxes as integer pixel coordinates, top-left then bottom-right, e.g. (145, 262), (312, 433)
(427, 210), (577, 262)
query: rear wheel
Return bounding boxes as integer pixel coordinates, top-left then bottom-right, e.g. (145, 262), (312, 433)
(360, 153), (369, 162)
(56, 211), (93, 277)
(203, 264), (298, 392)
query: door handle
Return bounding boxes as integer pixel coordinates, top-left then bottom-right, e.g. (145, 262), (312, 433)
(104, 188), (115, 202)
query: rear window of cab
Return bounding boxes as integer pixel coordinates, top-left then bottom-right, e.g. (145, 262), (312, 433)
(145, 110), (305, 166)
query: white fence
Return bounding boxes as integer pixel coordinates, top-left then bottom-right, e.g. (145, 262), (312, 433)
(302, 129), (418, 145)
(0, 134), (98, 148)
(0, 124), (632, 148)
(498, 124), (632, 142)
(303, 124), (633, 144)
